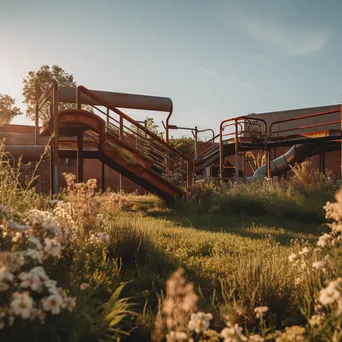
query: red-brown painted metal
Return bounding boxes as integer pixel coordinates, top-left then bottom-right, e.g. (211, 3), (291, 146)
(34, 82), (192, 199)
(219, 116), (267, 183)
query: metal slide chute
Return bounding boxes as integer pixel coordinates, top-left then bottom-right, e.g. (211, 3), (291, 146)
(252, 144), (316, 179)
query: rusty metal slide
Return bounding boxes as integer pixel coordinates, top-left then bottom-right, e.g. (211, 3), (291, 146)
(36, 83), (193, 201)
(252, 144), (316, 179)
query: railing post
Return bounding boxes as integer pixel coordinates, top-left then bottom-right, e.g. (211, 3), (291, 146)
(266, 125), (271, 178)
(102, 162), (105, 191)
(106, 107), (109, 131)
(77, 132), (84, 183)
(50, 81), (60, 195)
(219, 124), (223, 181)
(119, 116), (123, 141)
(235, 120), (239, 184)
(194, 126), (198, 160)
(187, 160), (193, 190)
(35, 104), (39, 145)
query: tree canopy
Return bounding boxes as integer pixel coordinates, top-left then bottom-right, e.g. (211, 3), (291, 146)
(169, 136), (195, 157)
(22, 65), (76, 123)
(0, 94), (21, 126)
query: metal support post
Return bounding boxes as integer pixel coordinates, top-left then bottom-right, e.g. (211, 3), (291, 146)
(51, 82), (60, 195)
(242, 151), (245, 182)
(320, 152), (326, 175)
(35, 104), (39, 145)
(101, 162), (105, 191)
(77, 133), (84, 183)
(194, 126), (198, 160)
(235, 121), (239, 184)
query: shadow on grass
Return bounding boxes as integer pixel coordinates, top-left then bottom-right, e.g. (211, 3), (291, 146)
(145, 210), (322, 245)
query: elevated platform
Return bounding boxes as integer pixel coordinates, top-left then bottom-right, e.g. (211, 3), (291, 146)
(35, 83), (193, 201)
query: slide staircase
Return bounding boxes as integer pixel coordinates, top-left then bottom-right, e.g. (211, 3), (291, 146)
(37, 84), (193, 201)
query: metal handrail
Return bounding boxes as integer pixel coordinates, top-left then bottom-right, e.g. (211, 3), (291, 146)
(219, 116), (268, 183)
(269, 109), (341, 137)
(76, 86), (193, 189)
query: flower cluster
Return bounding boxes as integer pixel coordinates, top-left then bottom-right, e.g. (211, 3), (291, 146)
(0, 206), (76, 330)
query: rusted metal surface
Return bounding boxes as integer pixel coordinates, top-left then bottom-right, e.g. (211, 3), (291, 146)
(33, 82), (191, 198)
(77, 133), (83, 183)
(219, 116), (267, 182)
(61, 87), (173, 112)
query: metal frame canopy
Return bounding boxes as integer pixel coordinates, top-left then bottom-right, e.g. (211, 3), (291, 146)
(59, 87), (171, 111)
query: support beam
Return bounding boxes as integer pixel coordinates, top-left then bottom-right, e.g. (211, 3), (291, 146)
(102, 162), (105, 191)
(194, 126), (198, 160)
(77, 133), (84, 183)
(235, 127), (239, 184)
(320, 152), (326, 174)
(51, 85), (60, 195)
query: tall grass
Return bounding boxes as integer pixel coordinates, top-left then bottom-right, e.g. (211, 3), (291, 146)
(183, 161), (337, 223)
(0, 140), (49, 212)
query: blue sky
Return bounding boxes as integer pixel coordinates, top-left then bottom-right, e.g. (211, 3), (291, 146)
(0, 0), (341, 139)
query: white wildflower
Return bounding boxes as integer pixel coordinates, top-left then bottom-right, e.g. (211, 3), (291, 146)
(42, 294), (63, 314)
(249, 334), (264, 342)
(80, 283), (89, 291)
(97, 232), (110, 243)
(7, 252), (25, 272)
(25, 249), (43, 263)
(288, 253), (297, 263)
(188, 311), (213, 334)
(19, 272), (43, 292)
(298, 247), (310, 256)
(63, 297), (76, 312)
(221, 323), (247, 342)
(312, 261), (325, 270)
(10, 292), (34, 319)
(166, 330), (187, 341)
(50, 199), (60, 206)
(295, 277), (303, 286)
(44, 279), (58, 291)
(319, 278), (342, 306)
(254, 306), (268, 319)
(0, 266), (14, 291)
(317, 233), (331, 248)
(31, 266), (48, 281)
(7, 221), (31, 231)
(28, 236), (42, 250)
(11, 232), (23, 242)
(308, 314), (325, 327)
(44, 238), (62, 257)
(42, 220), (62, 241)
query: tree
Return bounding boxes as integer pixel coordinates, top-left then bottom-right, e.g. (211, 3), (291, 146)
(22, 65), (76, 123)
(169, 136), (195, 157)
(0, 94), (21, 126)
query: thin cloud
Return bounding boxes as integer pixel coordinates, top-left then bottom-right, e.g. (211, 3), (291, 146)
(238, 16), (331, 56)
(199, 67), (272, 96)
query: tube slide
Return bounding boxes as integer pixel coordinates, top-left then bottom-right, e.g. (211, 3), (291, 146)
(252, 144), (316, 179)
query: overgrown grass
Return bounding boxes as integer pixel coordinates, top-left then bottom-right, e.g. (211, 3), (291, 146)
(181, 162), (338, 224)
(0, 151), (341, 341)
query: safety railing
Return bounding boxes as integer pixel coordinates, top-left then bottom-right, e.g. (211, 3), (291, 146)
(196, 133), (220, 160)
(269, 109), (341, 138)
(76, 86), (193, 190)
(219, 116), (267, 183)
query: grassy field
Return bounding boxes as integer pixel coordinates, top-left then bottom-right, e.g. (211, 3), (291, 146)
(1, 158), (341, 341)
(109, 195), (320, 329)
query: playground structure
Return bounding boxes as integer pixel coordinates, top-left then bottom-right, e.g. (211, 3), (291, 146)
(1, 81), (341, 200)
